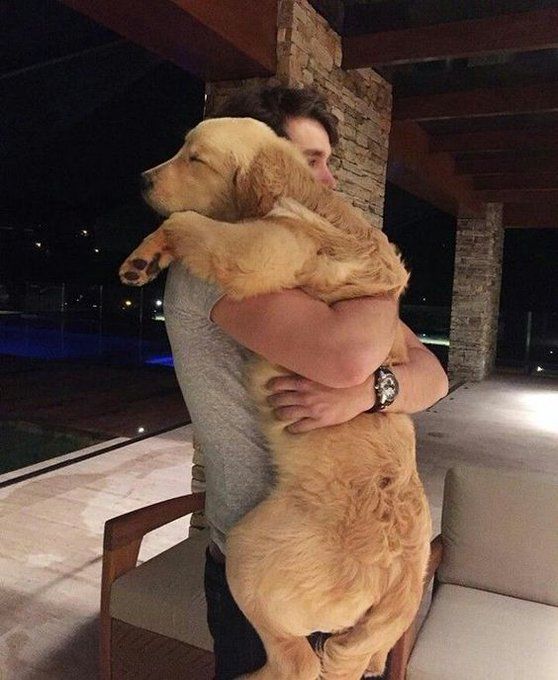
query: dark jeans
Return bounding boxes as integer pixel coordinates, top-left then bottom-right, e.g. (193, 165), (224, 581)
(204, 549), (330, 680)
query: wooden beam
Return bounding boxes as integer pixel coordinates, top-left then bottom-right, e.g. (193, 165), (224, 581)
(474, 173), (558, 191)
(392, 62), (558, 99)
(504, 203), (558, 228)
(394, 83), (558, 121)
(342, 0), (558, 34)
(456, 154), (558, 176)
(60, 0), (277, 81)
(343, 8), (558, 68)
(430, 129), (558, 153)
(476, 188), (558, 203)
(388, 120), (483, 217)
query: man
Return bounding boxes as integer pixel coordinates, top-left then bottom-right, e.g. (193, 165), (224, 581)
(163, 85), (448, 679)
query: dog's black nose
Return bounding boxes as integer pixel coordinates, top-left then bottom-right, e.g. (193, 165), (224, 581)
(140, 173), (153, 192)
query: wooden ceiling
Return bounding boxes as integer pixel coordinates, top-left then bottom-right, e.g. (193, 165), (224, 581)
(313, 0), (558, 228)
(60, 0), (278, 81)
(61, 0), (558, 228)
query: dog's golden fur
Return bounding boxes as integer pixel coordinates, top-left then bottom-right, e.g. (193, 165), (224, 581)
(120, 118), (431, 680)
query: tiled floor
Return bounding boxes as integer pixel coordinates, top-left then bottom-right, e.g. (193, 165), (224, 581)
(414, 373), (558, 532)
(0, 374), (557, 679)
(0, 426), (195, 680)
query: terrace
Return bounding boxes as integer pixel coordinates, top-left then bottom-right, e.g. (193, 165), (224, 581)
(1, 1), (557, 678)
(2, 375), (557, 678)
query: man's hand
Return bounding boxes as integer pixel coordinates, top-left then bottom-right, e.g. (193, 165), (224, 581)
(266, 374), (373, 433)
(266, 321), (449, 433)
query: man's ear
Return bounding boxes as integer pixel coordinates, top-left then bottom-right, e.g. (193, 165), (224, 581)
(234, 140), (314, 217)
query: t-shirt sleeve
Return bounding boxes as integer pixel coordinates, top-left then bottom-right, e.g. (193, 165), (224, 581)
(164, 262), (225, 321)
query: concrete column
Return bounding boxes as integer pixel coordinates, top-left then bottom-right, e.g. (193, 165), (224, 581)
(448, 203), (504, 382)
(205, 0), (392, 226)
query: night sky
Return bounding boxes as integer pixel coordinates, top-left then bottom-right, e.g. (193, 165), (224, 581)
(1, 0), (556, 316)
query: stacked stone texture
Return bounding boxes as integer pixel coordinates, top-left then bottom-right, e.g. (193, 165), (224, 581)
(205, 0), (392, 228)
(448, 203), (504, 381)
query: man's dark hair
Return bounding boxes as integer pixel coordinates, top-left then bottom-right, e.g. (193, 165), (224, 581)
(211, 85), (339, 146)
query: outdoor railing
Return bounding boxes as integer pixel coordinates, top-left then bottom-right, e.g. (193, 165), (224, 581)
(0, 280), (171, 365)
(0, 284), (556, 373)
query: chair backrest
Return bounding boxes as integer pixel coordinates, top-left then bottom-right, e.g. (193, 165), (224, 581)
(438, 465), (558, 607)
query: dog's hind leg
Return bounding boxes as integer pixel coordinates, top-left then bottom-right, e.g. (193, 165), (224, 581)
(228, 569), (320, 679)
(237, 626), (321, 680)
(319, 571), (423, 680)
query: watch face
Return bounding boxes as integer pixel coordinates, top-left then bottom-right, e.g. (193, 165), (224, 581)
(377, 371), (399, 405)
(382, 377), (397, 400)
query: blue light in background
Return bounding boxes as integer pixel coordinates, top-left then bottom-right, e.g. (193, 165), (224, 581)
(144, 355), (174, 367)
(0, 317), (173, 366)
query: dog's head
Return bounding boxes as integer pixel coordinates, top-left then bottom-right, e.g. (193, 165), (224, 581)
(141, 117), (317, 220)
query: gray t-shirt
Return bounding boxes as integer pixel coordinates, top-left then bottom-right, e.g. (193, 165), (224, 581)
(164, 263), (274, 553)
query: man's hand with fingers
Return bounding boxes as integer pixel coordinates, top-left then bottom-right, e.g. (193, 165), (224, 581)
(266, 374), (374, 433)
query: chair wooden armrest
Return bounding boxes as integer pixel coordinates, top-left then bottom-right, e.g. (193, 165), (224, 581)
(387, 534), (443, 680)
(104, 492), (206, 551)
(100, 492), (205, 679)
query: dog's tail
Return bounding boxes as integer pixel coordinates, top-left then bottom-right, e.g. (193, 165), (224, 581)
(319, 569), (423, 680)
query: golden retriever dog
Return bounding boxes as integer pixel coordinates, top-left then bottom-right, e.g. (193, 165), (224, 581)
(119, 117), (431, 680)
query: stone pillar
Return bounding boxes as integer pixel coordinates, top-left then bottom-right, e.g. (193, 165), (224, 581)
(205, 0), (392, 227)
(448, 203), (504, 382)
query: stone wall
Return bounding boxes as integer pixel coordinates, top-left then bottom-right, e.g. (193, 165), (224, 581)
(205, 0), (392, 227)
(448, 203), (504, 381)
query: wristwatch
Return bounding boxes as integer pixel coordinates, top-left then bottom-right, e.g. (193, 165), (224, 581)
(368, 366), (399, 413)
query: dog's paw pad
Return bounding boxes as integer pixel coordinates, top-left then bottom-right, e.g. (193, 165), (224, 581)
(119, 253), (161, 286)
(131, 258), (148, 270)
(123, 271), (140, 282)
(145, 254), (161, 276)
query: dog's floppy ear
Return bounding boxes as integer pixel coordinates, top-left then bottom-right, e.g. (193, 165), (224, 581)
(234, 139), (314, 217)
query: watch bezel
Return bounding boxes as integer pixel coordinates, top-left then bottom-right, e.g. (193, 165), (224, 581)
(372, 366), (399, 411)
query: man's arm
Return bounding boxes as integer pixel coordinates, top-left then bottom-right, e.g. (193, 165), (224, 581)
(210, 288), (398, 389)
(383, 321), (449, 413)
(265, 321), (448, 432)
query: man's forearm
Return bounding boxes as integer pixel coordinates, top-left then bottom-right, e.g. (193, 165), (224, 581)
(264, 324), (448, 431)
(386, 347), (449, 413)
(329, 294), (398, 384)
(212, 290), (398, 389)
(355, 348), (448, 415)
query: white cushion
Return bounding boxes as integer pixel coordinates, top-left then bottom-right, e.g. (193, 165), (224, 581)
(439, 466), (558, 606)
(110, 529), (213, 651)
(407, 584), (558, 680)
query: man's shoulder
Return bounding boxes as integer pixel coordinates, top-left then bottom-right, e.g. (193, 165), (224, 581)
(164, 263), (223, 318)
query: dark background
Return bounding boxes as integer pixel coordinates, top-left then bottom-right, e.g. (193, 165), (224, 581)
(1, 0), (556, 313)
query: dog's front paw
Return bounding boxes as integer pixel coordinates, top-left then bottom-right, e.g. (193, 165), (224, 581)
(119, 252), (165, 286)
(119, 226), (174, 286)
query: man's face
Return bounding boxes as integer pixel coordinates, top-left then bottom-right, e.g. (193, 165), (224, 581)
(284, 116), (337, 189)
